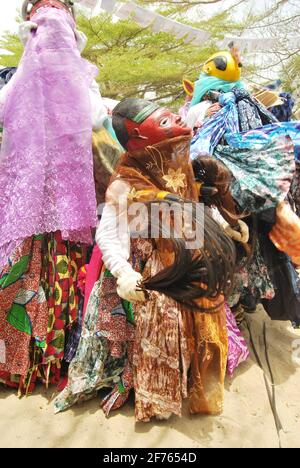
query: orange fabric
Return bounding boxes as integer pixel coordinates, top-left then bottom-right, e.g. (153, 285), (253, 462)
(188, 300), (228, 415)
(108, 136), (228, 418)
(110, 135), (199, 202)
(269, 202), (300, 266)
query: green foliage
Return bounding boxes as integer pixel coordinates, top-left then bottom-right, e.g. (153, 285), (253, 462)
(281, 54), (300, 92)
(280, 54), (300, 112)
(0, 33), (24, 68)
(78, 14), (219, 107)
(0, 2), (245, 108)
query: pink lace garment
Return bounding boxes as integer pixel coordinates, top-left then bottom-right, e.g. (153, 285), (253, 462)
(226, 304), (249, 376)
(0, 7), (98, 270)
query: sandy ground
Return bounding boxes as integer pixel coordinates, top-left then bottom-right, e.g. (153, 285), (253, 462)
(1, 306), (300, 449)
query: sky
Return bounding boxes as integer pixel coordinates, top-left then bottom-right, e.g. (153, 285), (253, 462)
(0, 1), (296, 85)
(0, 0), (280, 37)
(0, 0), (297, 70)
(0, 0), (20, 35)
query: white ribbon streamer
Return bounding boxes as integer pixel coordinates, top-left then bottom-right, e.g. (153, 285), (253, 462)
(73, 0), (99, 9)
(113, 1), (211, 45)
(222, 35), (300, 52)
(100, 0), (118, 13)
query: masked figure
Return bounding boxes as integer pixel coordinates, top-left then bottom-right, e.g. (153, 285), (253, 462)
(55, 98), (251, 422)
(0, 1), (108, 393)
(184, 46), (300, 325)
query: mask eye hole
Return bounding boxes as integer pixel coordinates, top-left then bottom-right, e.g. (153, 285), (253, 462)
(160, 117), (171, 127)
(213, 57), (227, 71)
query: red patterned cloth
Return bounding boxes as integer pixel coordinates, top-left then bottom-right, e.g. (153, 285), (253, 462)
(0, 232), (86, 394)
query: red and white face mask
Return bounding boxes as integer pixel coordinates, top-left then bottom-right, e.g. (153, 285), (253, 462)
(23, 0), (74, 20)
(124, 108), (192, 151)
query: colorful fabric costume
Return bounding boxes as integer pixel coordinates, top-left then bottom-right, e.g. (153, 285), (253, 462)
(0, 5), (107, 392)
(54, 267), (248, 416)
(0, 7), (98, 271)
(185, 48), (300, 324)
(95, 135), (230, 420)
(0, 232), (85, 392)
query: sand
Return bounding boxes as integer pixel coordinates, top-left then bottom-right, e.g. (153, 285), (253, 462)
(1, 306), (300, 449)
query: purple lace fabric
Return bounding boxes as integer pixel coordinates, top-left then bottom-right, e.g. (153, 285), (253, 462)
(0, 7), (98, 270)
(226, 304), (249, 376)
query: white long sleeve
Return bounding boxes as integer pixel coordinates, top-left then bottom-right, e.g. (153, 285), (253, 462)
(96, 180), (132, 277)
(89, 79), (108, 131)
(185, 101), (211, 128)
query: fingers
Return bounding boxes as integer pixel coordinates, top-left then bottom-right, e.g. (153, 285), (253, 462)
(224, 220), (249, 243)
(205, 103), (221, 118)
(225, 225), (243, 242)
(117, 271), (146, 303)
(238, 220), (250, 243)
(117, 286), (146, 303)
(18, 21), (38, 45)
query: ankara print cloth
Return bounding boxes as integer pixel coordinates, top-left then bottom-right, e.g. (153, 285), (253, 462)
(41, 231), (84, 365)
(0, 236), (48, 377)
(0, 231), (85, 392)
(214, 134), (295, 214)
(225, 121), (300, 163)
(54, 255), (247, 418)
(54, 276), (128, 414)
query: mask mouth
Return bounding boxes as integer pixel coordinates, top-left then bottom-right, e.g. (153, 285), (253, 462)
(179, 125), (193, 135)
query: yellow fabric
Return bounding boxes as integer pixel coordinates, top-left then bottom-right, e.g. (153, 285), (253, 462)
(182, 79), (194, 96)
(156, 191), (171, 200)
(109, 136), (228, 418)
(196, 181), (203, 193)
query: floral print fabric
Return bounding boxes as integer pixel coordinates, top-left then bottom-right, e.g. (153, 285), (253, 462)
(54, 278), (127, 413)
(0, 236), (48, 376)
(0, 232), (85, 393)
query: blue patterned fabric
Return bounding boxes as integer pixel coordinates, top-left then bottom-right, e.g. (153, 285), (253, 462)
(190, 92), (239, 159)
(269, 92), (295, 122)
(190, 86), (300, 163)
(225, 121), (300, 163)
(214, 134), (295, 213)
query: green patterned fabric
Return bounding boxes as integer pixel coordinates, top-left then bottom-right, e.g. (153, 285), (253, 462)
(7, 303), (32, 335)
(0, 255), (30, 289)
(54, 280), (126, 413)
(214, 136), (295, 213)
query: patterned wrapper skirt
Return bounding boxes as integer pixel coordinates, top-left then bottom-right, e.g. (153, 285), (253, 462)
(290, 163), (300, 217)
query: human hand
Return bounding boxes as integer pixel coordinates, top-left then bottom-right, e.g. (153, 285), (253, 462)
(117, 268), (146, 302)
(224, 220), (249, 243)
(18, 21), (38, 46)
(205, 103), (221, 118)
